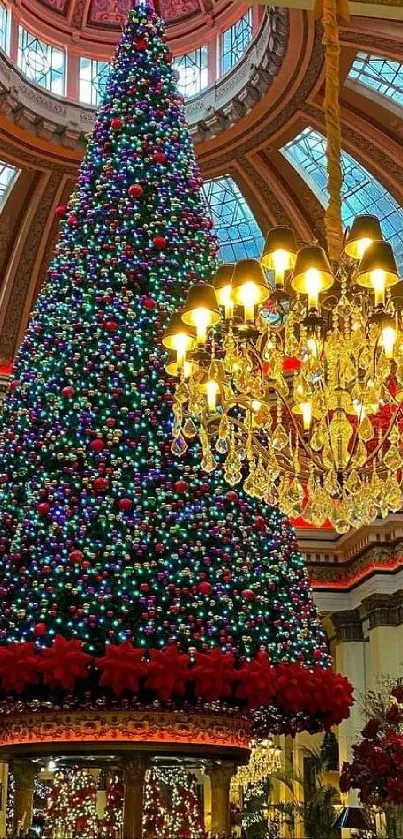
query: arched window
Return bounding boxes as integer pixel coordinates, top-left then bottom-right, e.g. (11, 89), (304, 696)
(173, 47), (208, 100)
(282, 126), (403, 271)
(203, 176), (264, 262)
(348, 52), (403, 108)
(221, 9), (253, 75)
(0, 160), (19, 210)
(79, 58), (111, 106)
(0, 1), (9, 54)
(17, 27), (65, 95)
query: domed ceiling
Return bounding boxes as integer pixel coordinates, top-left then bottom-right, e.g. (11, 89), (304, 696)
(18, 0), (233, 45)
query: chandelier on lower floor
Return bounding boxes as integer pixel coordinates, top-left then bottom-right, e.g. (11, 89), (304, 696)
(163, 0), (403, 533)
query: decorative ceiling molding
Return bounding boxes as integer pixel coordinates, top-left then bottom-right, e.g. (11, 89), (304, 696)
(0, 8), (286, 152)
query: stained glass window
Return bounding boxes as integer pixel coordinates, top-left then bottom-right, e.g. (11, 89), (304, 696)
(173, 47), (208, 99)
(282, 126), (403, 271)
(18, 28), (65, 95)
(79, 57), (111, 107)
(203, 176), (264, 262)
(0, 160), (19, 210)
(221, 9), (253, 75)
(349, 51), (403, 108)
(0, 1), (9, 54)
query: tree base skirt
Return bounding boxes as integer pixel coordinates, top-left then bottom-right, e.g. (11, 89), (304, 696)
(0, 708), (252, 760)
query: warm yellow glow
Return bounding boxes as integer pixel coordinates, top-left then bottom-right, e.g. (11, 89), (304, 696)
(272, 249), (290, 286)
(381, 325), (397, 359)
(306, 336), (320, 358)
(216, 284), (234, 319)
(206, 379), (219, 412)
(173, 333), (191, 365)
(355, 237), (373, 260)
(301, 401), (312, 430)
(305, 269), (321, 310)
(193, 308), (210, 342)
(370, 269), (386, 307)
(237, 281), (261, 321)
(251, 399), (262, 412)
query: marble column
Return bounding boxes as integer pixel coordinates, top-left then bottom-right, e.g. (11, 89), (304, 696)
(331, 609), (367, 809)
(12, 760), (37, 836)
(122, 757), (149, 839)
(207, 762), (236, 836)
(361, 592), (403, 689)
(0, 761), (8, 838)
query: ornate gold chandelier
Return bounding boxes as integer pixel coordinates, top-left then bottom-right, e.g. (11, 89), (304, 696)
(231, 738), (282, 790)
(164, 0), (403, 533)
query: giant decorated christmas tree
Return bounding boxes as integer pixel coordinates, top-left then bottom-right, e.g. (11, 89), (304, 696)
(0, 1), (352, 735)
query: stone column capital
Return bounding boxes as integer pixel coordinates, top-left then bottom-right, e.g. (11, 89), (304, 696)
(330, 609), (364, 642)
(11, 760), (36, 789)
(122, 756), (150, 786)
(361, 591), (403, 629)
(207, 762), (237, 789)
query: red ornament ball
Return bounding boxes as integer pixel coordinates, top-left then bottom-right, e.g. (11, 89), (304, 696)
(55, 205), (67, 218)
(111, 118), (123, 130)
(174, 480), (188, 493)
(241, 588), (255, 601)
(67, 214), (77, 227)
(105, 320), (118, 332)
(255, 516), (266, 531)
(143, 297), (156, 310)
(153, 235), (167, 250)
(93, 477), (108, 493)
(198, 581), (213, 596)
(154, 151), (166, 165)
(128, 184), (144, 199)
(34, 623), (47, 637)
(69, 550), (84, 564)
(136, 37), (148, 51)
(140, 583), (150, 592)
(37, 502), (50, 517)
(226, 491), (238, 503)
(118, 497), (133, 512)
(61, 386), (74, 398)
(90, 438), (104, 453)
(313, 649), (322, 660)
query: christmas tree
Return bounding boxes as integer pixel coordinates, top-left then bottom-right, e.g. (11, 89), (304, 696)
(0, 1), (352, 733)
(143, 768), (205, 839)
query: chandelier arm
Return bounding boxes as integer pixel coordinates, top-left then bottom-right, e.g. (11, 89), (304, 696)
(359, 405), (403, 471)
(275, 392), (328, 473)
(321, 0), (346, 261)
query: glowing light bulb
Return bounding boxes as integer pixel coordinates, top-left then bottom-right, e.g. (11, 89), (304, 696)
(173, 333), (191, 366)
(305, 269), (321, 310)
(370, 269), (386, 307)
(355, 237), (373, 259)
(301, 401), (312, 430)
(193, 308), (210, 342)
(219, 284), (234, 319)
(306, 336), (319, 358)
(206, 380), (219, 412)
(381, 324), (397, 359)
(251, 400), (262, 412)
(237, 281), (260, 322)
(272, 249), (289, 287)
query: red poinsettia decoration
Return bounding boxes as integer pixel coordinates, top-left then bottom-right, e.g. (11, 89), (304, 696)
(145, 646), (190, 701)
(191, 649), (236, 702)
(236, 651), (276, 709)
(0, 641), (40, 693)
(340, 685), (403, 805)
(39, 635), (92, 690)
(97, 642), (148, 696)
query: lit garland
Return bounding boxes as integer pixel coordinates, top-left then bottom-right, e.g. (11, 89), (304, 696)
(44, 768), (98, 839)
(231, 739), (282, 789)
(143, 768), (204, 839)
(0, 1), (353, 731)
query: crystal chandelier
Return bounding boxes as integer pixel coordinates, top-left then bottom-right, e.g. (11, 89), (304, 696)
(163, 0), (403, 533)
(231, 738), (282, 789)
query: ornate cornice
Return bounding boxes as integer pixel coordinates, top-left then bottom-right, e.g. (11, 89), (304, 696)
(330, 609), (364, 642)
(361, 591), (403, 629)
(0, 8), (287, 152)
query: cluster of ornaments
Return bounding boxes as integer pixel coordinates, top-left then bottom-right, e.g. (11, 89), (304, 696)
(0, 4), (329, 673)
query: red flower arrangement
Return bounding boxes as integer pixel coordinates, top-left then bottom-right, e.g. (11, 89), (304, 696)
(0, 637), (353, 734)
(340, 686), (403, 805)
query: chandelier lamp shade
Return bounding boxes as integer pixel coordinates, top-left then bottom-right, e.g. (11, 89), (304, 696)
(166, 0), (403, 534)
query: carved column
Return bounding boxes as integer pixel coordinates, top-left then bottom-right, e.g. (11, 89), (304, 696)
(12, 760), (37, 836)
(122, 757), (149, 839)
(0, 761), (8, 838)
(361, 592), (403, 689)
(331, 609), (366, 808)
(207, 762), (236, 836)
